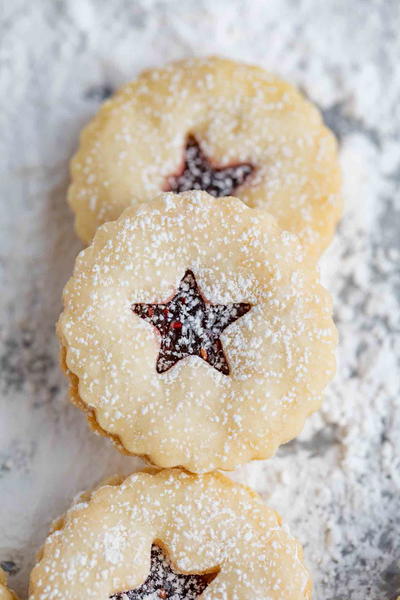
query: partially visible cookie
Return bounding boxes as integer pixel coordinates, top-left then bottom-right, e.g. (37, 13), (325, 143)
(58, 191), (337, 472)
(30, 469), (312, 600)
(0, 569), (17, 600)
(68, 56), (341, 258)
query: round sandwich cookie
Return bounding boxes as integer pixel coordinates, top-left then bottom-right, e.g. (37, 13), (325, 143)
(0, 569), (17, 600)
(69, 56), (341, 258)
(58, 191), (337, 472)
(29, 469), (312, 600)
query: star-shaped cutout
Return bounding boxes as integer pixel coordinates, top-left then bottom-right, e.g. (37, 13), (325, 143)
(110, 544), (218, 600)
(165, 135), (254, 197)
(131, 270), (251, 375)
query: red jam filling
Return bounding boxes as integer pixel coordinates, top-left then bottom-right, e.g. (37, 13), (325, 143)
(165, 135), (254, 197)
(132, 270), (251, 375)
(111, 545), (217, 600)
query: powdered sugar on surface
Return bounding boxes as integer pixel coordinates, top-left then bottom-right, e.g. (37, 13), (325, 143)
(59, 192), (336, 472)
(29, 470), (311, 600)
(0, 1), (399, 599)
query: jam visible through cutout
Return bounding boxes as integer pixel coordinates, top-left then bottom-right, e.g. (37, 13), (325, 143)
(165, 135), (254, 197)
(131, 270), (251, 375)
(111, 544), (218, 600)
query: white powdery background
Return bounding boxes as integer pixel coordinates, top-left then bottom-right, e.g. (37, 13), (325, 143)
(0, 1), (399, 599)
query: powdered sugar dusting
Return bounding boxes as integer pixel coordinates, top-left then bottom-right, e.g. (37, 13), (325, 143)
(1, 2), (399, 599)
(68, 56), (340, 257)
(29, 470), (311, 600)
(58, 191), (337, 472)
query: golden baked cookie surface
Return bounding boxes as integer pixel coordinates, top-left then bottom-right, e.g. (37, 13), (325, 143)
(0, 569), (16, 600)
(58, 191), (337, 472)
(30, 469), (312, 600)
(69, 56), (341, 257)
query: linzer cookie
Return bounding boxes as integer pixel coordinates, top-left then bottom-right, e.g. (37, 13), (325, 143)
(68, 56), (341, 258)
(29, 469), (312, 600)
(57, 191), (337, 472)
(0, 569), (16, 600)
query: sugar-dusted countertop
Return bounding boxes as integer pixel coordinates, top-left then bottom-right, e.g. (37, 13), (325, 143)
(0, 1), (399, 599)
